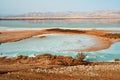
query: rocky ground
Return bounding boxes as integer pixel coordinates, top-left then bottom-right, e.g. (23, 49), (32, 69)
(0, 54), (120, 80)
(1, 64), (120, 80)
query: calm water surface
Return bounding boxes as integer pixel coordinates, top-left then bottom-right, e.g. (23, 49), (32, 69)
(0, 19), (120, 29)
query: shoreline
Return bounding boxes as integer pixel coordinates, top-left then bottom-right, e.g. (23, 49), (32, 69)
(1, 17), (120, 20)
(0, 28), (120, 80)
(1, 27), (120, 32)
(0, 28), (120, 54)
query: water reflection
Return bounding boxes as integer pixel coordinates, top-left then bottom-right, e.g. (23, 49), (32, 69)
(0, 19), (120, 28)
(25, 19), (120, 25)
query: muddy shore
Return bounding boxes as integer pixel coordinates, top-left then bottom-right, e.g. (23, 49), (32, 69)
(0, 54), (120, 80)
(1, 28), (120, 43)
(0, 28), (120, 80)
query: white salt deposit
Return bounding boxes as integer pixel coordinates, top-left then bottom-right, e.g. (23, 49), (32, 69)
(0, 34), (98, 52)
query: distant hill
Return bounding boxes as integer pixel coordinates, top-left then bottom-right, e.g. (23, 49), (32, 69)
(16, 10), (120, 18)
(0, 10), (120, 19)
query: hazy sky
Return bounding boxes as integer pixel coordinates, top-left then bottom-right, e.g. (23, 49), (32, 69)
(0, 0), (120, 16)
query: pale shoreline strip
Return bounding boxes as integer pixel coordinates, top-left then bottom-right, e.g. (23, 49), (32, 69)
(0, 27), (120, 32)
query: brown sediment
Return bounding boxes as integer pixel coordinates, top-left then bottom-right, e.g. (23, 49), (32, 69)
(33, 35), (46, 38)
(0, 54), (120, 80)
(0, 54), (88, 75)
(0, 28), (85, 43)
(0, 54), (119, 70)
(0, 30), (46, 43)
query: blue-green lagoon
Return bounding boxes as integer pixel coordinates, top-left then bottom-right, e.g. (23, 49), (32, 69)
(0, 33), (120, 62)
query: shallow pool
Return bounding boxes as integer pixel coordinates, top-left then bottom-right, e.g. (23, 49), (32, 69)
(0, 34), (97, 57)
(0, 34), (120, 62)
(85, 42), (120, 62)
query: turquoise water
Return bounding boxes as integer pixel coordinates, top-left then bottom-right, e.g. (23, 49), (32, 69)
(85, 42), (120, 62)
(0, 34), (120, 62)
(0, 34), (97, 57)
(0, 19), (120, 29)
